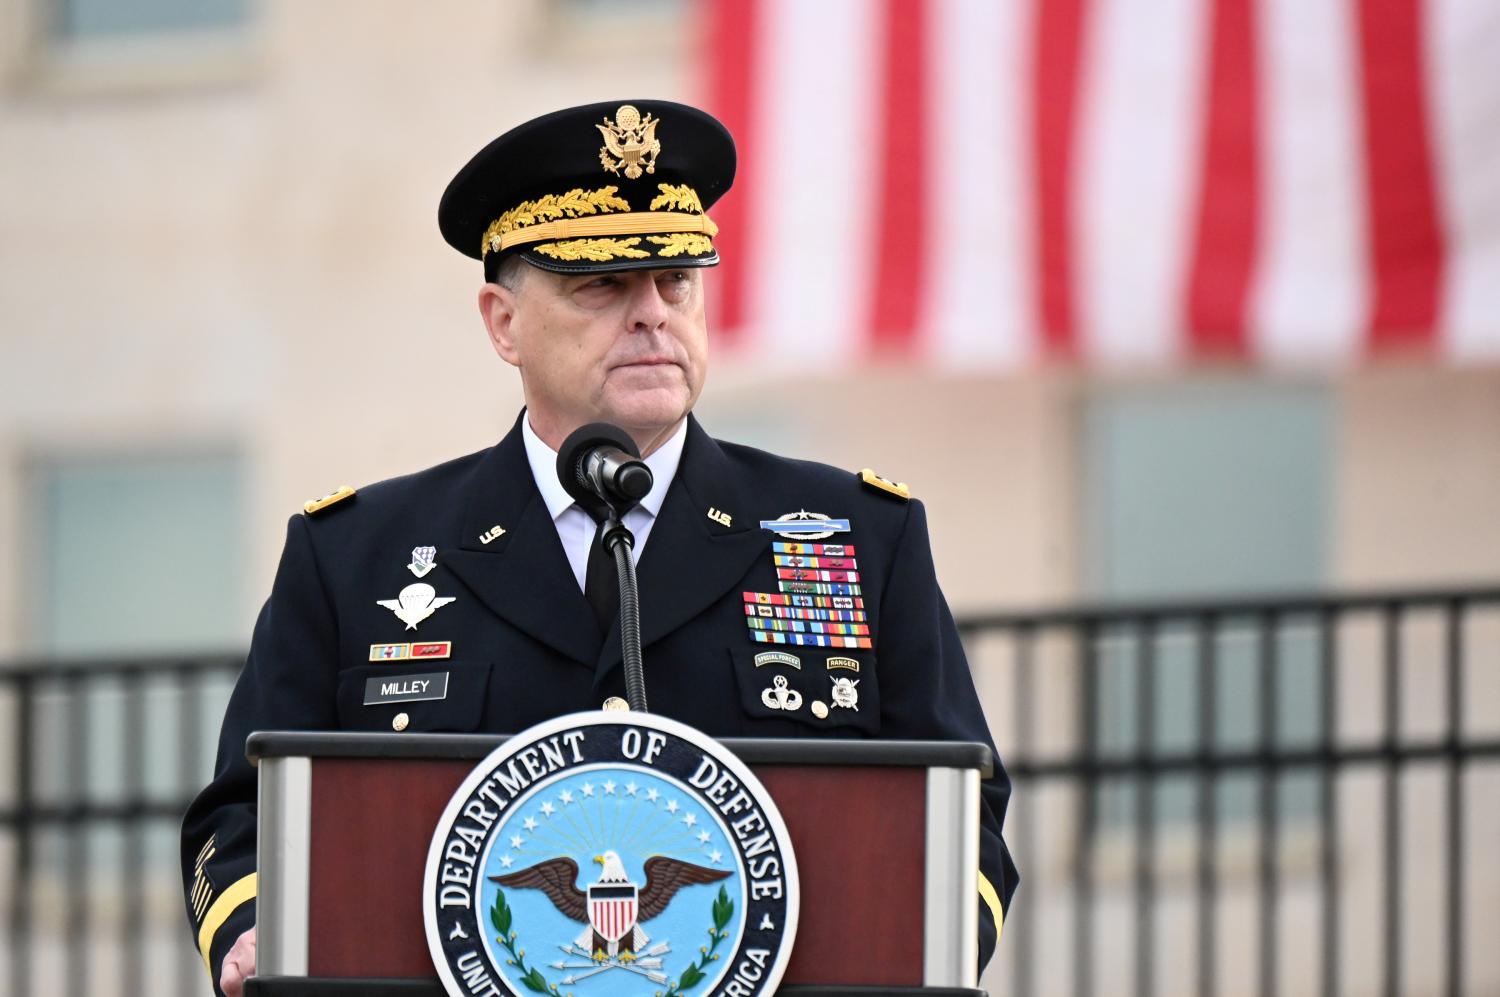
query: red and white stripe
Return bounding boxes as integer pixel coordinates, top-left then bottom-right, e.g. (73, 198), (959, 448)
(698, 0), (1500, 368)
(588, 896), (636, 943)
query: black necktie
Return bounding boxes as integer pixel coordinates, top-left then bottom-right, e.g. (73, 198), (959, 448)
(584, 514), (619, 634)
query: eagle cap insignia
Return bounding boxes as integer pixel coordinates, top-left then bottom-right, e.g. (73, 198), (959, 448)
(597, 105), (661, 179)
(423, 711), (798, 997)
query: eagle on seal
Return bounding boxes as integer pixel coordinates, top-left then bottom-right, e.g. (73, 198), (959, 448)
(491, 850), (729, 962)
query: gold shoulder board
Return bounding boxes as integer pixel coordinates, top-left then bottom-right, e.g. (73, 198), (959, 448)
(303, 485), (356, 516)
(858, 468), (911, 501)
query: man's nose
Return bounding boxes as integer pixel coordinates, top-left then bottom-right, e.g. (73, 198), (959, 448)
(626, 275), (671, 331)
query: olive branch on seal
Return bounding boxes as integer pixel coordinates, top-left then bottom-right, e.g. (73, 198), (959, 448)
(490, 889), (554, 994)
(668, 885), (735, 993)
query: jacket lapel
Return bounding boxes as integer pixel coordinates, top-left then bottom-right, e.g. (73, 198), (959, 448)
(595, 417), (768, 679)
(442, 417), (602, 667)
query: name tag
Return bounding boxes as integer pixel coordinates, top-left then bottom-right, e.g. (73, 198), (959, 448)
(364, 671), (450, 706)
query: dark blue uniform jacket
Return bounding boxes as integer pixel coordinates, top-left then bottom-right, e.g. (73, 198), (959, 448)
(181, 414), (1018, 991)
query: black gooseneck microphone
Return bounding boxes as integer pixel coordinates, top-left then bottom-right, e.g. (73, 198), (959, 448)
(557, 423), (653, 518)
(556, 423), (653, 712)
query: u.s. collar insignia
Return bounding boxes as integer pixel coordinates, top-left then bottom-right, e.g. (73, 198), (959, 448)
(759, 510), (852, 541)
(377, 583), (456, 631)
(597, 104), (661, 179)
(408, 546), (437, 578)
(424, 711), (798, 997)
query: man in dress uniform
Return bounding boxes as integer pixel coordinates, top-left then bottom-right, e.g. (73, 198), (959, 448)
(182, 99), (1018, 996)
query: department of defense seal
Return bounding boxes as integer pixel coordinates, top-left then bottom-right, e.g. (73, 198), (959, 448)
(424, 711), (799, 997)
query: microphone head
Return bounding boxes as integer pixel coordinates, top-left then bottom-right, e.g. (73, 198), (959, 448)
(615, 462), (653, 501)
(556, 422), (644, 515)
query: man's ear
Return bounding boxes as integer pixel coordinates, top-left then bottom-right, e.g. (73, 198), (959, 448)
(479, 282), (522, 367)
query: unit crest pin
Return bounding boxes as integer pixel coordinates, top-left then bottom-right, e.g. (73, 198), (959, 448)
(408, 546), (437, 578)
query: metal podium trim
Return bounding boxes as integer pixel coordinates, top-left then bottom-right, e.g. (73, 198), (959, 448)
(246, 731), (993, 775)
(923, 766), (980, 987)
(259, 756), (312, 977)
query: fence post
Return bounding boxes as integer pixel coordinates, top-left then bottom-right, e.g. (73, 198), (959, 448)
(9, 672), (35, 997)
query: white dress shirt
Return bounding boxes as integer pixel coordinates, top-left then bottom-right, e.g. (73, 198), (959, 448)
(522, 415), (686, 591)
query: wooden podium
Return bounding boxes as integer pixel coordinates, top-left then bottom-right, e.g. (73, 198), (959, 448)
(245, 732), (989, 997)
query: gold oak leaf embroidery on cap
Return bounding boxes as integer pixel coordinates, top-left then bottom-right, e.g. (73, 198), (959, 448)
(483, 187), (631, 256)
(533, 237), (651, 262)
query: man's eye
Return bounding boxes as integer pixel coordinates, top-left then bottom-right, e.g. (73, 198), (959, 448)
(584, 276), (620, 290)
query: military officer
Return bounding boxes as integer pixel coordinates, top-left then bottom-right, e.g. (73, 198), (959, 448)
(182, 99), (1018, 997)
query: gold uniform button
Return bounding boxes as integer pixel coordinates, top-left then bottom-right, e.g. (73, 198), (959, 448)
(392, 712), (410, 732)
(602, 697), (630, 712)
(811, 701), (829, 719)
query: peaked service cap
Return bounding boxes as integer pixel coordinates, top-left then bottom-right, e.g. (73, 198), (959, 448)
(439, 99), (736, 274)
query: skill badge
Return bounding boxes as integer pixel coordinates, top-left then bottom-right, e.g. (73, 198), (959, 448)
(424, 711), (798, 997)
(758, 510), (851, 540)
(377, 583), (457, 631)
(829, 675), (860, 711)
(760, 675), (803, 712)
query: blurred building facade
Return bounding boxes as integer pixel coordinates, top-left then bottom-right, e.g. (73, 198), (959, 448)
(1, 2), (1497, 995)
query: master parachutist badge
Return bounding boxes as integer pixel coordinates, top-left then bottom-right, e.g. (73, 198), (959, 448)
(597, 105), (661, 179)
(761, 674), (803, 712)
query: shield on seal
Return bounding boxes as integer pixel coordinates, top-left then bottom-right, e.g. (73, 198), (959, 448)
(587, 883), (638, 943)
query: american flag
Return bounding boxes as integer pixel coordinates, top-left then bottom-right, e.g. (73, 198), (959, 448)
(698, 0), (1500, 368)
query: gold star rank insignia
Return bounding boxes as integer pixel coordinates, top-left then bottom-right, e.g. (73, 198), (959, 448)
(858, 468), (911, 501)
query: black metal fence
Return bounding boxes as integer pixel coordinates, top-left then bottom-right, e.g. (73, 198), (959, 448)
(961, 586), (1500, 997)
(2, 587), (1497, 996)
(0, 654), (243, 997)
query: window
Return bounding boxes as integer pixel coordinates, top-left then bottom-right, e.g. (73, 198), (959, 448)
(1082, 379), (1331, 826)
(23, 0), (257, 93)
(538, 0), (689, 59)
(50, 0), (248, 41)
(30, 451), (248, 655)
(20, 450), (245, 936)
(1082, 379), (1329, 600)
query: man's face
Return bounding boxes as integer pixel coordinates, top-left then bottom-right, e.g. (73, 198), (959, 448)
(484, 265), (709, 453)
